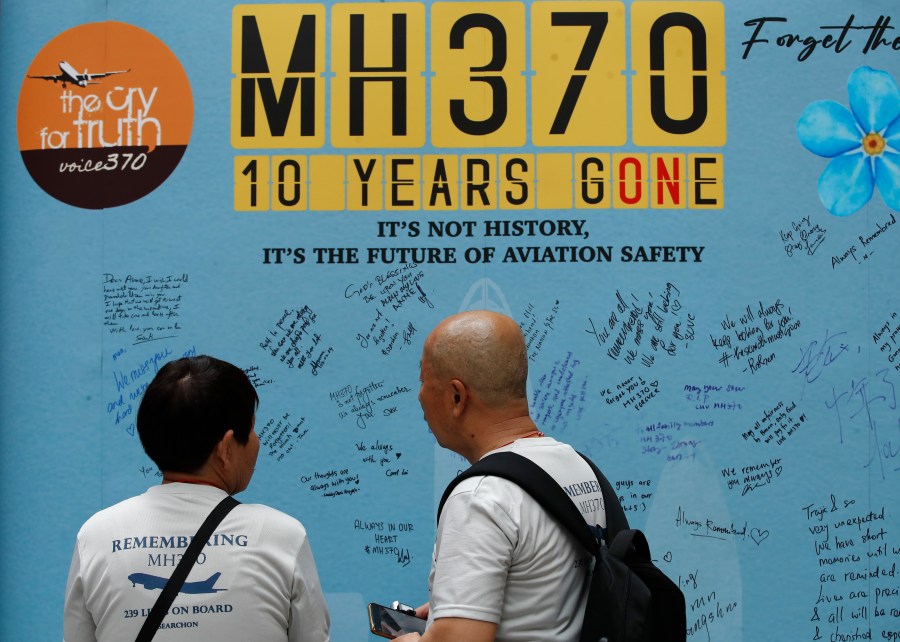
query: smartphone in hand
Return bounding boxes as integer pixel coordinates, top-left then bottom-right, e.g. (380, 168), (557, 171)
(368, 602), (426, 639)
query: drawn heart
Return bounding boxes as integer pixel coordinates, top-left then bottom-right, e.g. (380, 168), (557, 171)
(663, 551), (673, 563)
(396, 453), (402, 459)
(774, 466), (783, 476)
(750, 528), (769, 545)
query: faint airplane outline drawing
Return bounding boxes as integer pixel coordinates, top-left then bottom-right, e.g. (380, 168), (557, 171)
(28, 61), (130, 88)
(128, 571), (227, 594)
(458, 277), (512, 316)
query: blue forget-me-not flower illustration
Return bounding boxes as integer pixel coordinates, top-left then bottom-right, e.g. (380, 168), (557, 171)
(797, 66), (900, 217)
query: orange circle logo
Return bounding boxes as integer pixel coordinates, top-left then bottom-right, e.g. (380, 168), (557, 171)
(17, 22), (193, 209)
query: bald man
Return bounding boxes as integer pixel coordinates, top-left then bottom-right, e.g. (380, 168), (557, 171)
(397, 311), (606, 642)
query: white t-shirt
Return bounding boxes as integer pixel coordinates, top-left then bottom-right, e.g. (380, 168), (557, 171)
(428, 436), (606, 642)
(63, 483), (330, 642)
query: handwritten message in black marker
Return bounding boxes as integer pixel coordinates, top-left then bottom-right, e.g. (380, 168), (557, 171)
(613, 478), (655, 513)
(832, 212), (896, 269)
(243, 364), (274, 389)
(103, 273), (187, 345)
(676, 502), (748, 638)
(602, 376), (660, 412)
(780, 215), (827, 258)
(685, 575), (740, 641)
(713, 299), (801, 374)
(721, 457), (784, 496)
(355, 439), (408, 478)
(301, 466), (361, 498)
(588, 283), (695, 368)
(138, 465), (162, 480)
(260, 306), (334, 376)
(258, 411), (308, 461)
(521, 300), (559, 363)
(675, 505), (770, 546)
(329, 380), (413, 429)
(354, 519), (416, 567)
(345, 263), (428, 357)
(742, 400), (806, 445)
(874, 312), (900, 373)
(803, 493), (897, 641)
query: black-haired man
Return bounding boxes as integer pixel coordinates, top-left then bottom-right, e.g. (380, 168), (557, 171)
(64, 355), (330, 641)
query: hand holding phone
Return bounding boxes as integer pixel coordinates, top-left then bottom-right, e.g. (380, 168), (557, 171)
(368, 602), (427, 639)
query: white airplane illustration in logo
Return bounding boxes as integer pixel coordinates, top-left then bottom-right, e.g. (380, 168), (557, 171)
(28, 61), (130, 88)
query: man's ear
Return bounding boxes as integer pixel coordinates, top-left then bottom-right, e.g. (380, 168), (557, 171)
(450, 379), (467, 417)
(215, 429), (236, 469)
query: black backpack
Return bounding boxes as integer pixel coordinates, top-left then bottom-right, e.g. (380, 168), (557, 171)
(437, 451), (686, 642)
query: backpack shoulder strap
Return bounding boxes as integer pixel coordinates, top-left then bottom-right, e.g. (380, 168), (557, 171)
(437, 451), (599, 554)
(576, 452), (629, 539)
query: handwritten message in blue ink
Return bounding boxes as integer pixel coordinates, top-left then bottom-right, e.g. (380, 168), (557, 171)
(636, 419), (715, 461)
(826, 368), (900, 479)
(532, 351), (587, 432)
(683, 383), (746, 411)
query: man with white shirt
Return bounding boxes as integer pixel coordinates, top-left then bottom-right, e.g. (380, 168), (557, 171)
(64, 355), (330, 642)
(397, 311), (606, 642)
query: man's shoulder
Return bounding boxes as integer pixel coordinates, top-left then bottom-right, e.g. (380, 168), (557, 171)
(77, 492), (307, 538)
(77, 492), (150, 533)
(489, 437), (592, 480)
(505, 435), (580, 457)
(236, 502), (315, 551)
(238, 501), (306, 531)
(449, 438), (585, 500)
(442, 474), (532, 523)
(447, 439), (604, 520)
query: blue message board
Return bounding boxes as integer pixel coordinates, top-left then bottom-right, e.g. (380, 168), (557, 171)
(1, 0), (898, 639)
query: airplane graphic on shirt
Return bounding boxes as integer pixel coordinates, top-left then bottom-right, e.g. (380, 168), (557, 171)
(128, 571), (227, 594)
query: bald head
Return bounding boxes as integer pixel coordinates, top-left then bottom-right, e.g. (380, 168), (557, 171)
(423, 311), (528, 407)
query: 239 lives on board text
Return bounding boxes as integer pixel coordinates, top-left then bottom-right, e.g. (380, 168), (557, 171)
(231, 2), (726, 211)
